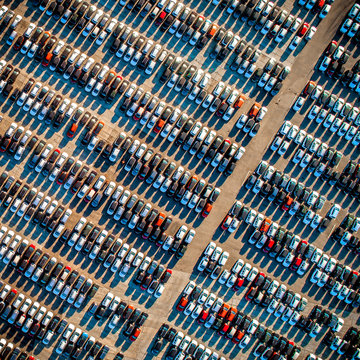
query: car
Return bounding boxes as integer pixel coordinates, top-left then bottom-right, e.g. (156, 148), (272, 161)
(328, 204), (341, 219)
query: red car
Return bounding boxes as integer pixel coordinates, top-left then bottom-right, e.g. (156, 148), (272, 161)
(263, 238), (275, 253)
(221, 215), (232, 231)
(176, 296), (188, 312)
(197, 309), (209, 324)
(201, 203), (212, 218)
(13, 35), (25, 51)
(290, 257), (302, 271)
(249, 102), (261, 117)
(297, 22), (310, 37)
(154, 213), (166, 227)
(281, 196), (293, 211)
(153, 119), (165, 133)
(325, 40), (337, 56)
(232, 277), (244, 291)
(218, 322), (230, 336)
(67, 123), (78, 138)
(155, 11), (167, 26)
(245, 287), (256, 301)
(129, 327), (141, 341)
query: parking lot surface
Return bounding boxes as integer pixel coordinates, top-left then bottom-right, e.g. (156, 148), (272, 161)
(0, 0), (358, 360)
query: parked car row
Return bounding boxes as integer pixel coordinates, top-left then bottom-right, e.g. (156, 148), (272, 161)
(252, 339), (306, 360)
(245, 270), (308, 324)
(330, 211), (360, 254)
(0, 60), (21, 99)
(0, 337), (37, 360)
(245, 161), (332, 230)
(264, 298), (344, 341)
(133, 260), (172, 298)
(17, 6), (241, 126)
(331, 225), (360, 255)
(0, 279), (100, 359)
(153, 323), (226, 360)
(11, 22), (125, 103)
(55, 319), (108, 357)
(0, 226), (96, 308)
(196, 241), (230, 280)
(249, 161), (326, 211)
(199, 242), (258, 289)
(310, 260), (360, 307)
(122, 101), (245, 176)
(292, 81), (360, 147)
(176, 281), (300, 356)
(13, 130), (193, 254)
(0, 5), (22, 33)
(272, 120), (346, 176)
(162, 66), (244, 122)
(91, 291), (147, 342)
(323, 325), (360, 358)
(225, 37), (262, 77)
(81, 130), (223, 214)
(232, 195), (359, 290)
(222, 197), (348, 280)
(0, 124), (197, 263)
(323, 159), (360, 201)
(242, 57), (290, 97)
(176, 281), (252, 349)
(247, 161), (350, 229)
(1, 74), (223, 219)
(200, 0), (318, 54)
(308, 305), (344, 333)
(339, 3), (360, 40)
(318, 40), (353, 80)
(0, 170), (73, 236)
(67, 213), (183, 273)
(234, 102), (268, 138)
(7, 60), (245, 181)
(5, 73), (104, 138)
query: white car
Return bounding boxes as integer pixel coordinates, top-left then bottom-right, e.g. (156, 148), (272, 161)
(328, 204), (341, 219)
(288, 36), (301, 50)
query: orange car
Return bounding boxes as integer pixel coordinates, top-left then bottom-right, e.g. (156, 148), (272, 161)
(207, 24), (218, 38)
(260, 218), (272, 233)
(303, 80), (316, 96)
(226, 307), (237, 322)
(249, 102), (261, 118)
(42, 52), (53, 67)
(176, 296), (188, 311)
(217, 303), (230, 318)
(233, 330), (244, 344)
(67, 123), (78, 138)
(154, 212), (166, 227)
(234, 94), (247, 109)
